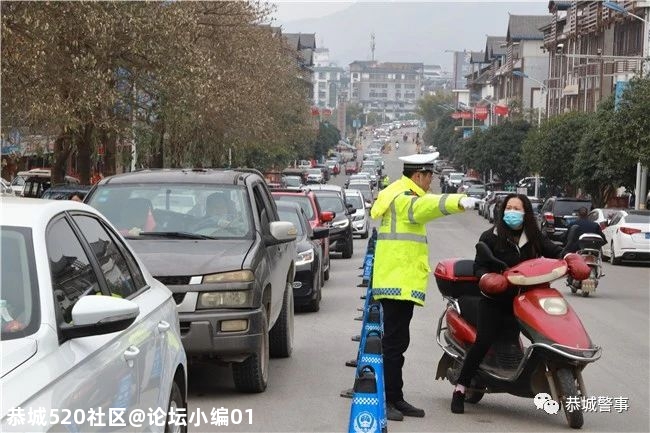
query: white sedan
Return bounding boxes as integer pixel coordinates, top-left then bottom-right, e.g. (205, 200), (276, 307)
(602, 209), (650, 265)
(1, 197), (187, 433)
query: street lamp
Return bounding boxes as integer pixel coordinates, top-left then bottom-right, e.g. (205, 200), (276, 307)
(512, 71), (548, 198)
(602, 1), (650, 209)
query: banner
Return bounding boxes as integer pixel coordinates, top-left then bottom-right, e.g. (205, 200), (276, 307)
(494, 105), (509, 116)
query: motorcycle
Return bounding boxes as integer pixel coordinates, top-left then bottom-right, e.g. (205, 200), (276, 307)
(563, 226), (607, 297)
(434, 242), (601, 429)
(566, 233), (606, 297)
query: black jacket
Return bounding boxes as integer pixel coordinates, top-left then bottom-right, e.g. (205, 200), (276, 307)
(563, 219), (606, 254)
(474, 227), (563, 280)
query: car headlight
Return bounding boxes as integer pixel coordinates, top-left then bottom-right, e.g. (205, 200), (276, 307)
(198, 291), (251, 308)
(202, 270), (254, 284)
(332, 219), (350, 228)
(538, 297), (568, 316)
(296, 248), (315, 265)
(352, 214), (364, 222)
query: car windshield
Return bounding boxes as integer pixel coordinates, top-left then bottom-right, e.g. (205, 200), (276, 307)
(285, 176), (302, 187)
(625, 214), (650, 224)
(1, 226), (39, 340)
(274, 195), (315, 220)
(307, 169), (322, 175)
(278, 209), (305, 236)
(87, 184), (253, 239)
(468, 186), (486, 193)
(348, 183), (370, 192)
(555, 201), (591, 216)
(346, 194), (364, 209)
(315, 193), (344, 212)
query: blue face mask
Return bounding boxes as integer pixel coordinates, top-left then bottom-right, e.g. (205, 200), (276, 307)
(503, 210), (524, 229)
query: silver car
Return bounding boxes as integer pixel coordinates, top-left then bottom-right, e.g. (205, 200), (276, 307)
(345, 189), (370, 239)
(1, 197), (187, 433)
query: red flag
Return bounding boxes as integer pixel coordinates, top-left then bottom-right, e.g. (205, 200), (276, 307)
(494, 105), (509, 116)
(474, 106), (488, 115)
(475, 112), (488, 121)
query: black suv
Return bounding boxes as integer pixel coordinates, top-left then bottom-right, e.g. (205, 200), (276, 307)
(85, 168), (297, 393)
(538, 196), (593, 245)
(311, 190), (354, 258)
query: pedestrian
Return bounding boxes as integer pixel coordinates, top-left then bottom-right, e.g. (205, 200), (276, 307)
(370, 153), (478, 421)
(450, 193), (590, 414)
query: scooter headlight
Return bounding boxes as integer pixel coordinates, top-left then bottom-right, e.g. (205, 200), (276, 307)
(538, 297), (568, 316)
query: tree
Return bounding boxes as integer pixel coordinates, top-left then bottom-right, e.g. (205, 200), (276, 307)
(522, 111), (592, 195)
(613, 77), (650, 169)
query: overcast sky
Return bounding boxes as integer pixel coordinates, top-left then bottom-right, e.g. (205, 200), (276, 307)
(270, 1), (551, 68)
(272, 1), (548, 24)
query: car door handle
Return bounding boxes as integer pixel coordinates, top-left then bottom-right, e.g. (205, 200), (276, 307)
(123, 345), (140, 367)
(157, 320), (171, 333)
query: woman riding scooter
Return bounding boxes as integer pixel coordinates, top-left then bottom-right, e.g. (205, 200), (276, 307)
(450, 193), (590, 414)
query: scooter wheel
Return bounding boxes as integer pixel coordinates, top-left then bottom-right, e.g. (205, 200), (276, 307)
(556, 368), (584, 429)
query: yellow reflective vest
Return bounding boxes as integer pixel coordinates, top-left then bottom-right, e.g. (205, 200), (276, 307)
(370, 175), (466, 306)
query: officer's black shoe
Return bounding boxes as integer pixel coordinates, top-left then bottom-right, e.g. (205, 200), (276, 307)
(393, 400), (425, 417)
(386, 403), (404, 421)
(451, 391), (465, 414)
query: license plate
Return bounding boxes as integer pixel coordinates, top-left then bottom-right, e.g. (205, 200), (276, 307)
(645, 232), (650, 239)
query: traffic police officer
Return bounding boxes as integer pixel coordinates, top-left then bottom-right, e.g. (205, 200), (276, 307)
(370, 153), (477, 421)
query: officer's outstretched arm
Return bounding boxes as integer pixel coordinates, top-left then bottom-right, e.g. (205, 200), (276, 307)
(407, 193), (467, 224)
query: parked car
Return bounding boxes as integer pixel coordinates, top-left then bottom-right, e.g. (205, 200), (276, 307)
(345, 162), (358, 175)
(39, 184), (92, 200)
(306, 168), (325, 184)
(0, 178), (13, 195)
(345, 173), (372, 189)
(0, 197), (187, 432)
(314, 164), (331, 182)
(311, 190), (354, 259)
(347, 181), (374, 207)
(9, 173), (27, 196)
(85, 168), (296, 393)
(538, 197), (593, 245)
(602, 210), (650, 265)
(305, 183), (347, 203)
(276, 201), (329, 312)
(19, 169), (80, 198)
(481, 190), (509, 221)
(272, 188), (333, 281)
(284, 175), (303, 189)
(345, 189), (370, 239)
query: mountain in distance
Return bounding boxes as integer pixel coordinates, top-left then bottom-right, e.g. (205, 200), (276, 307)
(277, 1), (550, 69)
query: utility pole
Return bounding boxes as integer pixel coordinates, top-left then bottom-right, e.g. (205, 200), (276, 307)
(370, 32), (376, 62)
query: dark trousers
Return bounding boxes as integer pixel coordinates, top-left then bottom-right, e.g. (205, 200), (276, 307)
(380, 299), (415, 403)
(457, 297), (515, 386)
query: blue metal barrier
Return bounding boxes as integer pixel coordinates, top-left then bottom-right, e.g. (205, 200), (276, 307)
(348, 365), (387, 433)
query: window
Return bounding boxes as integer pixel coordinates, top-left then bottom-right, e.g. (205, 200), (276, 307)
(73, 215), (140, 298)
(47, 218), (102, 324)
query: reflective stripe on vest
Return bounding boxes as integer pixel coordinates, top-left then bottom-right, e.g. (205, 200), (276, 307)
(407, 196), (418, 223)
(372, 288), (426, 303)
(439, 194), (450, 215)
(383, 198), (427, 244)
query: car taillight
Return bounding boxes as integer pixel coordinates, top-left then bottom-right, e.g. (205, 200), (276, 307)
(619, 227), (641, 235)
(544, 212), (555, 224)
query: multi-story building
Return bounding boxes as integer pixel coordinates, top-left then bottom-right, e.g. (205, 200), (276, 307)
(312, 48), (346, 109)
(348, 61), (423, 120)
(543, 0), (648, 116)
(283, 32), (316, 99)
(492, 15), (552, 114)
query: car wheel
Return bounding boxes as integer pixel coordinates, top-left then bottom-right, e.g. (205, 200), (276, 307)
(232, 307), (269, 393)
(165, 381), (186, 433)
(342, 232), (354, 259)
(611, 241), (622, 265)
(324, 264), (330, 281)
(269, 282), (294, 358)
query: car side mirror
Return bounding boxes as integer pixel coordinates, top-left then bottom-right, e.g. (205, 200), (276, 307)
(365, 201), (372, 209)
(60, 296), (139, 341)
(312, 226), (330, 240)
(320, 211), (335, 222)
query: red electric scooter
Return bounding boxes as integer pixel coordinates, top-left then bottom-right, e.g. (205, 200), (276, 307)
(434, 242), (601, 429)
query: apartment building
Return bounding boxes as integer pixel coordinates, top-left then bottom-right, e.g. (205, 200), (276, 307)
(348, 61), (423, 119)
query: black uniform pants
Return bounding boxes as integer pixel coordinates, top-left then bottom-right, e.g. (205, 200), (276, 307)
(380, 299), (415, 403)
(457, 297), (515, 386)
